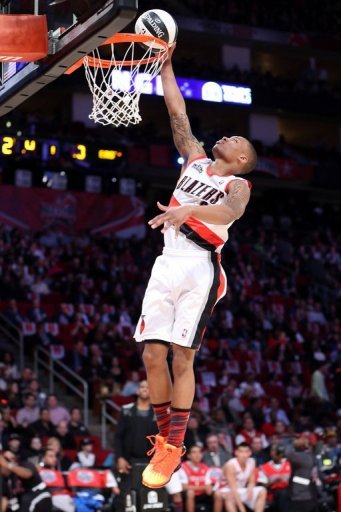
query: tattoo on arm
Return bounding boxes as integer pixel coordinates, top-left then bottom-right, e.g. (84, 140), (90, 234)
(170, 113), (206, 159)
(225, 180), (251, 219)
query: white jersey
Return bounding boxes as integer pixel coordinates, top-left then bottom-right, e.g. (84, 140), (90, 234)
(164, 156), (250, 253)
(227, 457), (255, 488)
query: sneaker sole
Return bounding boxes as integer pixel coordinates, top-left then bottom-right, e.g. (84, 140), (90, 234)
(142, 462), (181, 489)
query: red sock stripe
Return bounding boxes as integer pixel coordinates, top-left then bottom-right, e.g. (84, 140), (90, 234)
(152, 402), (171, 439)
(168, 408), (191, 447)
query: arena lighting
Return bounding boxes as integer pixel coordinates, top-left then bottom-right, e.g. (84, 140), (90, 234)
(111, 70), (252, 105)
(177, 157), (185, 165)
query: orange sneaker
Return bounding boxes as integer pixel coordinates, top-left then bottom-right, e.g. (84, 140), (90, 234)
(145, 434), (167, 468)
(142, 442), (186, 489)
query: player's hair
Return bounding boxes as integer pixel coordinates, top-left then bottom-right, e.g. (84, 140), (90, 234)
(236, 442), (251, 449)
(241, 140), (257, 174)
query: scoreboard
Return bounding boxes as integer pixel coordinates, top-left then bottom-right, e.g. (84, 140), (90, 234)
(0, 134), (124, 165)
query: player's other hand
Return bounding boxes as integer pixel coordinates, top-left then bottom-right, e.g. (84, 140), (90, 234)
(117, 457), (132, 474)
(148, 201), (191, 235)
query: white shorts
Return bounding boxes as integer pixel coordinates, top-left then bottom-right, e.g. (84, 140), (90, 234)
(165, 470), (183, 495)
(219, 486), (265, 510)
(134, 248), (227, 349)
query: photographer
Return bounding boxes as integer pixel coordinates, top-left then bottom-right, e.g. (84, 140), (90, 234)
(286, 435), (318, 512)
(0, 450), (52, 512)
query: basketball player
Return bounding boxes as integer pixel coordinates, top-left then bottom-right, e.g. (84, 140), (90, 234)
(134, 45), (257, 489)
(221, 443), (267, 512)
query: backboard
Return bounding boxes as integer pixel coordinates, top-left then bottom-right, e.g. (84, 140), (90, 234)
(0, 0), (138, 117)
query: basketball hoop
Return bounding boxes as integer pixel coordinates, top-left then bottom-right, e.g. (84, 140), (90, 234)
(66, 33), (169, 127)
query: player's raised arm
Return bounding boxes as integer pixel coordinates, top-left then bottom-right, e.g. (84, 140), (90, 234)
(161, 46), (206, 163)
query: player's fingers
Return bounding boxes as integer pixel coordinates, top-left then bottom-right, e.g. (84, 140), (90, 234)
(148, 214), (165, 227)
(149, 214), (169, 229)
(157, 201), (168, 212)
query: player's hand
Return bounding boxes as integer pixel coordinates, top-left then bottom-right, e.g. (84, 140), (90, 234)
(148, 202), (192, 235)
(246, 485), (254, 502)
(164, 43), (176, 64)
(117, 457), (132, 474)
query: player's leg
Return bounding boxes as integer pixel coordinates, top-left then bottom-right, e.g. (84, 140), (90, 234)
(167, 344), (195, 447)
(245, 486), (267, 512)
(143, 341), (172, 438)
(254, 488), (267, 512)
(213, 490), (224, 512)
(224, 492), (238, 512)
(185, 489), (196, 512)
(135, 255), (175, 440)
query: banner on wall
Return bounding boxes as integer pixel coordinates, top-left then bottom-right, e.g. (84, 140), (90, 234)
(0, 186), (146, 238)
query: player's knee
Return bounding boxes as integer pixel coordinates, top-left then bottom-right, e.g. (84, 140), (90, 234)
(259, 488), (267, 499)
(172, 346), (195, 376)
(186, 489), (195, 499)
(142, 343), (167, 368)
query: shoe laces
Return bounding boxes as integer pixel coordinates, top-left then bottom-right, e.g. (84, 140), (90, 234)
(146, 435), (166, 462)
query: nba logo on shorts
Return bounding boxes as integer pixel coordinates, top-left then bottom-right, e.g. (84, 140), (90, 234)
(182, 328), (188, 338)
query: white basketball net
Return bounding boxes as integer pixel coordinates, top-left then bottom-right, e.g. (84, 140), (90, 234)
(84, 40), (167, 127)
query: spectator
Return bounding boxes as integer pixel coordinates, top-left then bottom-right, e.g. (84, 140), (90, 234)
(26, 379), (46, 408)
(6, 381), (22, 410)
(18, 367), (35, 394)
(113, 380), (183, 512)
(264, 398), (290, 426)
(0, 364), (7, 391)
(5, 433), (22, 457)
(203, 434), (231, 467)
(251, 436), (269, 466)
(55, 420), (76, 450)
(236, 415), (269, 449)
(184, 416), (210, 449)
(16, 393), (40, 426)
(258, 445), (291, 512)
(286, 436), (318, 512)
(39, 448), (75, 512)
(68, 407), (90, 437)
(221, 442), (267, 512)
(72, 438), (96, 468)
(311, 361), (330, 403)
(46, 437), (72, 471)
(25, 436), (43, 465)
(27, 298), (48, 323)
(0, 450), (53, 512)
(120, 371), (140, 397)
(179, 445), (214, 512)
(3, 299), (25, 326)
(47, 394), (70, 426)
(31, 408), (56, 438)
(239, 373), (265, 399)
(1, 351), (19, 380)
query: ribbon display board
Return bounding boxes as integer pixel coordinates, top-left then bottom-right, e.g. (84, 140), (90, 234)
(0, 185), (145, 238)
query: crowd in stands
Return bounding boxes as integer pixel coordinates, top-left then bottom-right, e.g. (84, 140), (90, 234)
(0, 186), (340, 510)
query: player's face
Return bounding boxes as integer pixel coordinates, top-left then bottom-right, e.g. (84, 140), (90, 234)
(236, 446), (251, 463)
(188, 446), (203, 463)
(212, 136), (248, 168)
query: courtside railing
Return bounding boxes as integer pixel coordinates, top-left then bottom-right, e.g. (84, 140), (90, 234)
(34, 345), (89, 426)
(101, 399), (120, 449)
(0, 314), (24, 370)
